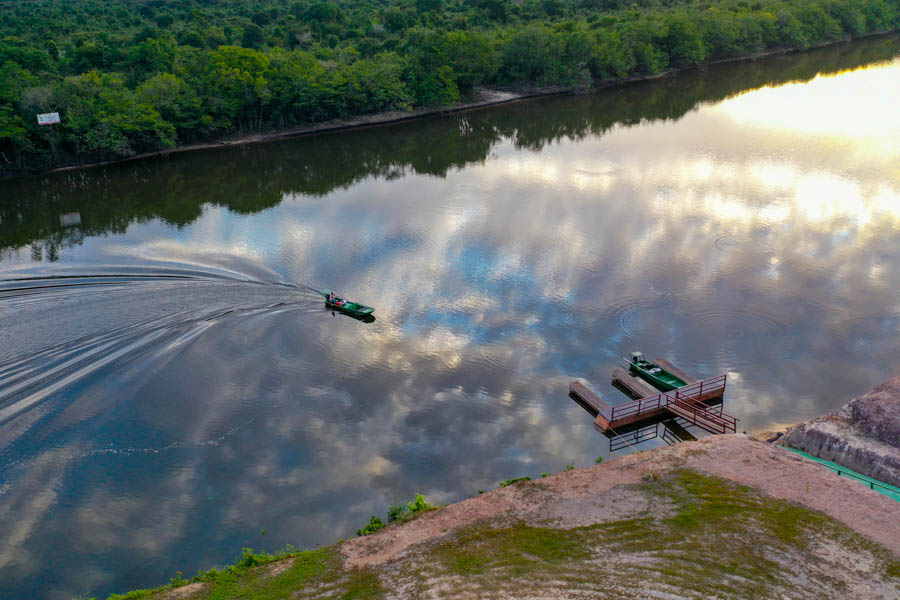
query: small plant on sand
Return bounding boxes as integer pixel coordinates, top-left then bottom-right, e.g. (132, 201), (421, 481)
(383, 494), (436, 527)
(499, 476), (531, 487)
(595, 456), (603, 464)
(356, 515), (386, 536)
(380, 490), (436, 535)
(387, 502), (408, 523)
(564, 463), (575, 471)
(408, 493), (432, 513)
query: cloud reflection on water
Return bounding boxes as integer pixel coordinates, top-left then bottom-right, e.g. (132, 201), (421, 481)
(0, 40), (899, 600)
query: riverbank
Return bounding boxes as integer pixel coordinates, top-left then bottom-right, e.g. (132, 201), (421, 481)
(110, 434), (899, 600)
(9, 30), (896, 180)
(779, 376), (900, 488)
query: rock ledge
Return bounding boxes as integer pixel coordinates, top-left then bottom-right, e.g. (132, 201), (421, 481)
(781, 376), (900, 487)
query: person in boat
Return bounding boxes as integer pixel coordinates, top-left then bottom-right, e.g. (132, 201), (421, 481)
(327, 291), (336, 302)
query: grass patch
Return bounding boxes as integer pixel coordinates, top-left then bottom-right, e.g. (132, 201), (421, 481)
(339, 569), (383, 600)
(105, 548), (353, 600)
(106, 590), (157, 600)
(498, 476), (531, 487)
(199, 548), (333, 600)
(434, 521), (592, 580)
(887, 561), (900, 578)
(654, 470), (827, 546)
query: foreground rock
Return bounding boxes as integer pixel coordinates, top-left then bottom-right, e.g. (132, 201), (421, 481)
(136, 435), (899, 600)
(781, 376), (900, 487)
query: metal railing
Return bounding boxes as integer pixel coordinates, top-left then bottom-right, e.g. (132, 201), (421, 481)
(604, 375), (736, 435)
(609, 394), (663, 421)
(608, 374), (727, 422)
(832, 468), (898, 495)
(671, 374), (727, 403)
(667, 394), (737, 434)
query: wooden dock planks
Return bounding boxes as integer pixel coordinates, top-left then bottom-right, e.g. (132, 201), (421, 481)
(611, 367), (658, 399)
(569, 381), (610, 414)
(655, 358), (697, 385)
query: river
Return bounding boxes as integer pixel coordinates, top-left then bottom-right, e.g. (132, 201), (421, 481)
(1, 35), (898, 599)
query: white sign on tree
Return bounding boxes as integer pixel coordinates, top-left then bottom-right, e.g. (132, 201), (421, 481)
(37, 112), (61, 125)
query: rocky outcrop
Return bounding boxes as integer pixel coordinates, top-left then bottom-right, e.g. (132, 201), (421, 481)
(781, 376), (900, 487)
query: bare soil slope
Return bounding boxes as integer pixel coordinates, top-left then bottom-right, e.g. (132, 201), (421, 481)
(140, 435), (899, 600)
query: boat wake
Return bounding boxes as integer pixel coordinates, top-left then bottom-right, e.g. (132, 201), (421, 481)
(0, 270), (329, 428)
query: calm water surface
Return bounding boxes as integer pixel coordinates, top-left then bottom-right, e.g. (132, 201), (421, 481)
(1, 36), (899, 599)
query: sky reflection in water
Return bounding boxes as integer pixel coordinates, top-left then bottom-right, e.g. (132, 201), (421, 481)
(0, 38), (899, 600)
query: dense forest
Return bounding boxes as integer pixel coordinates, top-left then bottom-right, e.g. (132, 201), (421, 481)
(0, 0), (897, 172)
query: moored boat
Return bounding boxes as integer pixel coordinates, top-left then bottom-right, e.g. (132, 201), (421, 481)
(321, 290), (375, 317)
(627, 352), (686, 392)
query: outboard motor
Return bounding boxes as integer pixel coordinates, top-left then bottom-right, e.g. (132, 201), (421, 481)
(629, 351), (644, 374)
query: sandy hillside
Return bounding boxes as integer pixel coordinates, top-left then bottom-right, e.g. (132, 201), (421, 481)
(147, 434), (900, 600)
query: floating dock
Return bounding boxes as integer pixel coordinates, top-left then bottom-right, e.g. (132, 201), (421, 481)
(611, 367), (657, 400)
(569, 358), (737, 441)
(568, 381), (610, 415)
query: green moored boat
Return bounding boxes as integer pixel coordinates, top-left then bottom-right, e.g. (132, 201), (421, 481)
(321, 290), (375, 318)
(627, 352), (686, 392)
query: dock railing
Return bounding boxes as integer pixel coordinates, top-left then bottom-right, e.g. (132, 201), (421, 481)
(608, 394), (664, 421)
(606, 375), (735, 434)
(667, 394), (737, 434)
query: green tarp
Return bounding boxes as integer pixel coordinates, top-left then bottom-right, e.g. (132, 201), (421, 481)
(784, 446), (900, 503)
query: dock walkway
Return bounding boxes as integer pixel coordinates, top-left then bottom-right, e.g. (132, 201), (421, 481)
(600, 374), (734, 434)
(568, 381), (610, 414)
(569, 357), (738, 445)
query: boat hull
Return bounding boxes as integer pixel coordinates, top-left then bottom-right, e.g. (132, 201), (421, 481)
(628, 358), (686, 392)
(321, 291), (375, 317)
(325, 300), (374, 317)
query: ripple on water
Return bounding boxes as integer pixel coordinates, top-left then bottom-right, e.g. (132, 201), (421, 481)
(665, 303), (792, 373)
(591, 292), (794, 372)
(478, 334), (549, 372)
(597, 296), (680, 340)
(712, 216), (779, 253)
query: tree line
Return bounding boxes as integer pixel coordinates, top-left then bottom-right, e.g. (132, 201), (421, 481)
(1, 0), (897, 172)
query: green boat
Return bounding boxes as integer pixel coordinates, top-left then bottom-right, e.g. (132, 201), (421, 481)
(321, 290), (375, 317)
(627, 352), (686, 392)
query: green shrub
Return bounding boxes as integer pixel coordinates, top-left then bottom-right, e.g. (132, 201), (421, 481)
(356, 515), (386, 536)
